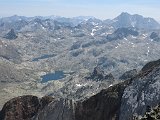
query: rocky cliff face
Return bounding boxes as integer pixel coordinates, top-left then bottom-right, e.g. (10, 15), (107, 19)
(75, 80), (131, 120)
(119, 59), (160, 120)
(119, 69), (137, 80)
(133, 103), (160, 120)
(33, 99), (75, 120)
(0, 95), (53, 120)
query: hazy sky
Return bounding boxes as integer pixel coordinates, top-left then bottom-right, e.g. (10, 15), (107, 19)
(0, 0), (160, 21)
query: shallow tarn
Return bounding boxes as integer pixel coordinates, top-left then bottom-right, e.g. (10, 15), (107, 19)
(41, 71), (66, 83)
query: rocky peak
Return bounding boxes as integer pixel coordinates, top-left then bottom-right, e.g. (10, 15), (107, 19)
(116, 12), (131, 20)
(4, 28), (17, 40)
(87, 66), (115, 81)
(112, 12), (160, 29)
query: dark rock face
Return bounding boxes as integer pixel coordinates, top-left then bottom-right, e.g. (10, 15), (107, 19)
(150, 32), (160, 42)
(33, 99), (75, 120)
(70, 41), (82, 50)
(141, 59), (160, 72)
(75, 80), (131, 120)
(87, 66), (114, 81)
(90, 66), (105, 80)
(107, 27), (139, 41)
(104, 73), (115, 81)
(150, 32), (159, 39)
(119, 69), (137, 80)
(70, 49), (83, 57)
(0, 95), (53, 120)
(4, 29), (17, 40)
(40, 96), (54, 109)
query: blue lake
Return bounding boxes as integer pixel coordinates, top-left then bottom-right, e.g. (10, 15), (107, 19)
(41, 71), (66, 83)
(32, 54), (56, 62)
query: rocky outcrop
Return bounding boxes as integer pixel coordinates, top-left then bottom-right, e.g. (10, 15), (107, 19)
(0, 95), (53, 120)
(3, 29), (17, 40)
(141, 59), (160, 72)
(150, 32), (160, 42)
(90, 66), (105, 80)
(107, 27), (139, 41)
(87, 66), (115, 81)
(104, 73), (115, 81)
(119, 69), (137, 80)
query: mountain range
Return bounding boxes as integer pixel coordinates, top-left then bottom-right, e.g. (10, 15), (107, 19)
(0, 12), (160, 120)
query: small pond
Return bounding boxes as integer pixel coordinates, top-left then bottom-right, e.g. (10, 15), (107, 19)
(41, 71), (66, 83)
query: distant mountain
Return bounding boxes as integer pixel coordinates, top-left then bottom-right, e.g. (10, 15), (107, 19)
(0, 13), (159, 32)
(0, 15), (28, 22)
(111, 12), (160, 29)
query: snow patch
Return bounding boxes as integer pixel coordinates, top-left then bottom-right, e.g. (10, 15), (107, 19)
(76, 84), (82, 87)
(124, 38), (128, 41)
(131, 21), (136, 27)
(148, 19), (151, 23)
(91, 33), (94, 36)
(91, 29), (97, 36)
(91, 22), (98, 26)
(76, 83), (87, 87)
(142, 34), (147, 39)
(132, 36), (137, 39)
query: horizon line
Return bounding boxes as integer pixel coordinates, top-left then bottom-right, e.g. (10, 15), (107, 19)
(0, 12), (160, 23)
